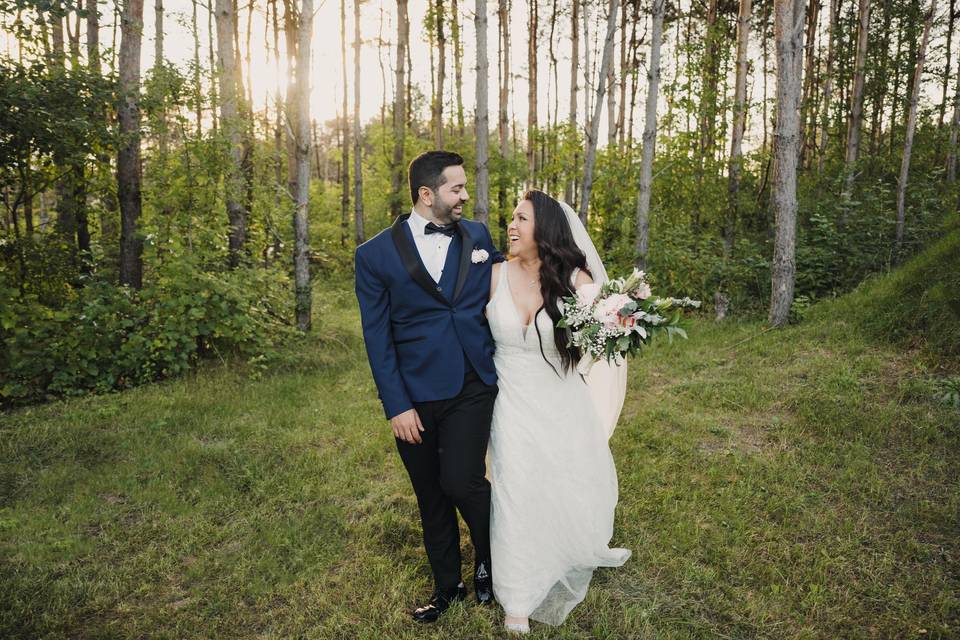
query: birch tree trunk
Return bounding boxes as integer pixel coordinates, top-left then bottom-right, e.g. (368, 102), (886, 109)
(816, 0), (839, 171)
(294, 0), (313, 330)
(769, 0), (806, 328)
(577, 0), (619, 224)
(841, 0), (871, 200)
(606, 0), (617, 147)
(527, 0), (538, 187)
(895, 0), (938, 257)
(939, 0), (956, 130)
(635, 0), (665, 270)
(452, 0), (465, 136)
(340, 0), (350, 244)
(566, 0), (579, 204)
(727, 0), (752, 258)
(353, 0), (364, 244)
(497, 0), (510, 247)
(391, 0), (409, 217)
(947, 50), (960, 182)
(798, 0), (818, 169)
(434, 0), (446, 148)
(475, 0), (491, 225)
(118, 0), (144, 289)
(215, 0), (247, 267)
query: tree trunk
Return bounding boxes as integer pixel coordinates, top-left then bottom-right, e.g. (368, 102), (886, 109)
(191, 0), (203, 136)
(434, 0), (446, 148)
(497, 0), (510, 249)
(798, 0), (819, 169)
(606, 0), (617, 147)
(353, 0), (365, 245)
(391, 0), (409, 217)
(769, 0), (806, 328)
(699, 0), (720, 161)
(895, 0), (938, 257)
(340, 0), (350, 244)
(475, 0), (491, 225)
(635, 0), (665, 270)
(118, 0), (144, 289)
(727, 0), (752, 258)
(616, 0), (628, 147)
(816, 0), (839, 170)
(215, 0), (247, 267)
(294, 0), (313, 330)
(577, 0), (619, 223)
(566, 0), (579, 204)
(947, 49), (960, 182)
(208, 0), (218, 132)
(155, 0), (164, 66)
(940, 0), (956, 130)
(452, 0), (465, 136)
(527, 0), (538, 187)
(841, 0), (870, 200)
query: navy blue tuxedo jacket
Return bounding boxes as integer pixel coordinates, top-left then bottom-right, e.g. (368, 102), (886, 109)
(355, 214), (504, 419)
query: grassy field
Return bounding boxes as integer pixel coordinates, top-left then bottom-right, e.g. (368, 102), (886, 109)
(2, 237), (959, 639)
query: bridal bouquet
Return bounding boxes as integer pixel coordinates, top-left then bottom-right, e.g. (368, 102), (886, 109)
(558, 268), (700, 374)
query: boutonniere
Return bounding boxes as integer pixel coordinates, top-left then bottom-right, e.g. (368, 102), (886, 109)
(471, 248), (490, 264)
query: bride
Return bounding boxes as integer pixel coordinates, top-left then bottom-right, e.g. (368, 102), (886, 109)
(486, 190), (631, 634)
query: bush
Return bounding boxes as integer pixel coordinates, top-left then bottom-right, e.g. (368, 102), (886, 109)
(0, 259), (294, 407)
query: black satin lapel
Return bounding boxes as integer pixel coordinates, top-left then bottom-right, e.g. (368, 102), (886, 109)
(452, 222), (474, 303)
(391, 214), (450, 306)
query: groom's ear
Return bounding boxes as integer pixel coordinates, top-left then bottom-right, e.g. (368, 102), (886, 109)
(418, 186), (433, 206)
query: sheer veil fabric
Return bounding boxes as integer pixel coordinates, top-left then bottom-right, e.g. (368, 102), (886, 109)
(558, 201), (629, 439)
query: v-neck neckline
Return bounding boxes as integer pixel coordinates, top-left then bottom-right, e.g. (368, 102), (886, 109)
(504, 261), (541, 340)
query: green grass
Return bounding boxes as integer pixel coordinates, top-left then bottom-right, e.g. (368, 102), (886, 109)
(2, 252), (959, 638)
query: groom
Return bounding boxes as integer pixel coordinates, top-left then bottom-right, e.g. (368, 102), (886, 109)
(354, 151), (504, 622)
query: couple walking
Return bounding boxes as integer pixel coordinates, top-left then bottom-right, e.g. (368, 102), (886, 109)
(354, 150), (630, 634)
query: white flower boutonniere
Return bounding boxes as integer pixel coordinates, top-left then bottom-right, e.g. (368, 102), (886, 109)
(471, 248), (490, 264)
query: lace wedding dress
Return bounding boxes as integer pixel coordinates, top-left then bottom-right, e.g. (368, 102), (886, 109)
(487, 262), (631, 626)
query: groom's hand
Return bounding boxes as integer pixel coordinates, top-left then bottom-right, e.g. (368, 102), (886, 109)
(391, 408), (425, 444)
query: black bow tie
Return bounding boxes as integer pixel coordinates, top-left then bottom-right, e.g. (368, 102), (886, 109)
(424, 221), (458, 237)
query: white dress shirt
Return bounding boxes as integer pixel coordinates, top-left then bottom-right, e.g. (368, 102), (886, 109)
(407, 209), (453, 283)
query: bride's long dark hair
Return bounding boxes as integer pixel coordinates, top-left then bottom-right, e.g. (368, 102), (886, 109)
(525, 190), (592, 376)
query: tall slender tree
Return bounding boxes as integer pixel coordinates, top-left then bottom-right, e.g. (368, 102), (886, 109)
(727, 0), (752, 257)
(841, 0), (870, 200)
(354, 0), (364, 244)
(215, 0), (247, 267)
(635, 0), (666, 270)
(475, 0), (491, 225)
(118, 0), (145, 288)
(817, 0), (839, 171)
(340, 0), (350, 245)
(566, 0), (580, 204)
(895, 0), (938, 256)
(293, 0), (313, 330)
(452, 0), (465, 136)
(433, 0), (446, 148)
(769, 0), (807, 327)
(391, 0), (409, 218)
(947, 50), (960, 183)
(578, 0), (619, 223)
(527, 0), (538, 186)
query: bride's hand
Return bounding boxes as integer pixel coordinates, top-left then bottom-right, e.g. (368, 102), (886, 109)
(391, 408), (425, 444)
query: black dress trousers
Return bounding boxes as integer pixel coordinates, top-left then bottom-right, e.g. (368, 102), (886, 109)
(395, 370), (498, 590)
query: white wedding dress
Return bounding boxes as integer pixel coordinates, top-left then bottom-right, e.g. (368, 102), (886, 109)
(487, 262), (631, 626)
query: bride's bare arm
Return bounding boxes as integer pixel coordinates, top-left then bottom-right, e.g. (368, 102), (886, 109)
(489, 262), (503, 302)
(574, 268), (594, 289)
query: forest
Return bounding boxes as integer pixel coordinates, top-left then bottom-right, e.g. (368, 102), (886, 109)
(0, 0), (957, 402)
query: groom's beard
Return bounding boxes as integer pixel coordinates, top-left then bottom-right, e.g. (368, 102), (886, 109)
(432, 199), (463, 225)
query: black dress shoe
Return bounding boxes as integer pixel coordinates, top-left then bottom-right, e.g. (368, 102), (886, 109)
(474, 560), (494, 605)
(412, 585), (467, 623)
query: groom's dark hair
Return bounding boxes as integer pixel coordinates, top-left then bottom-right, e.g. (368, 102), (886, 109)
(408, 151), (465, 205)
